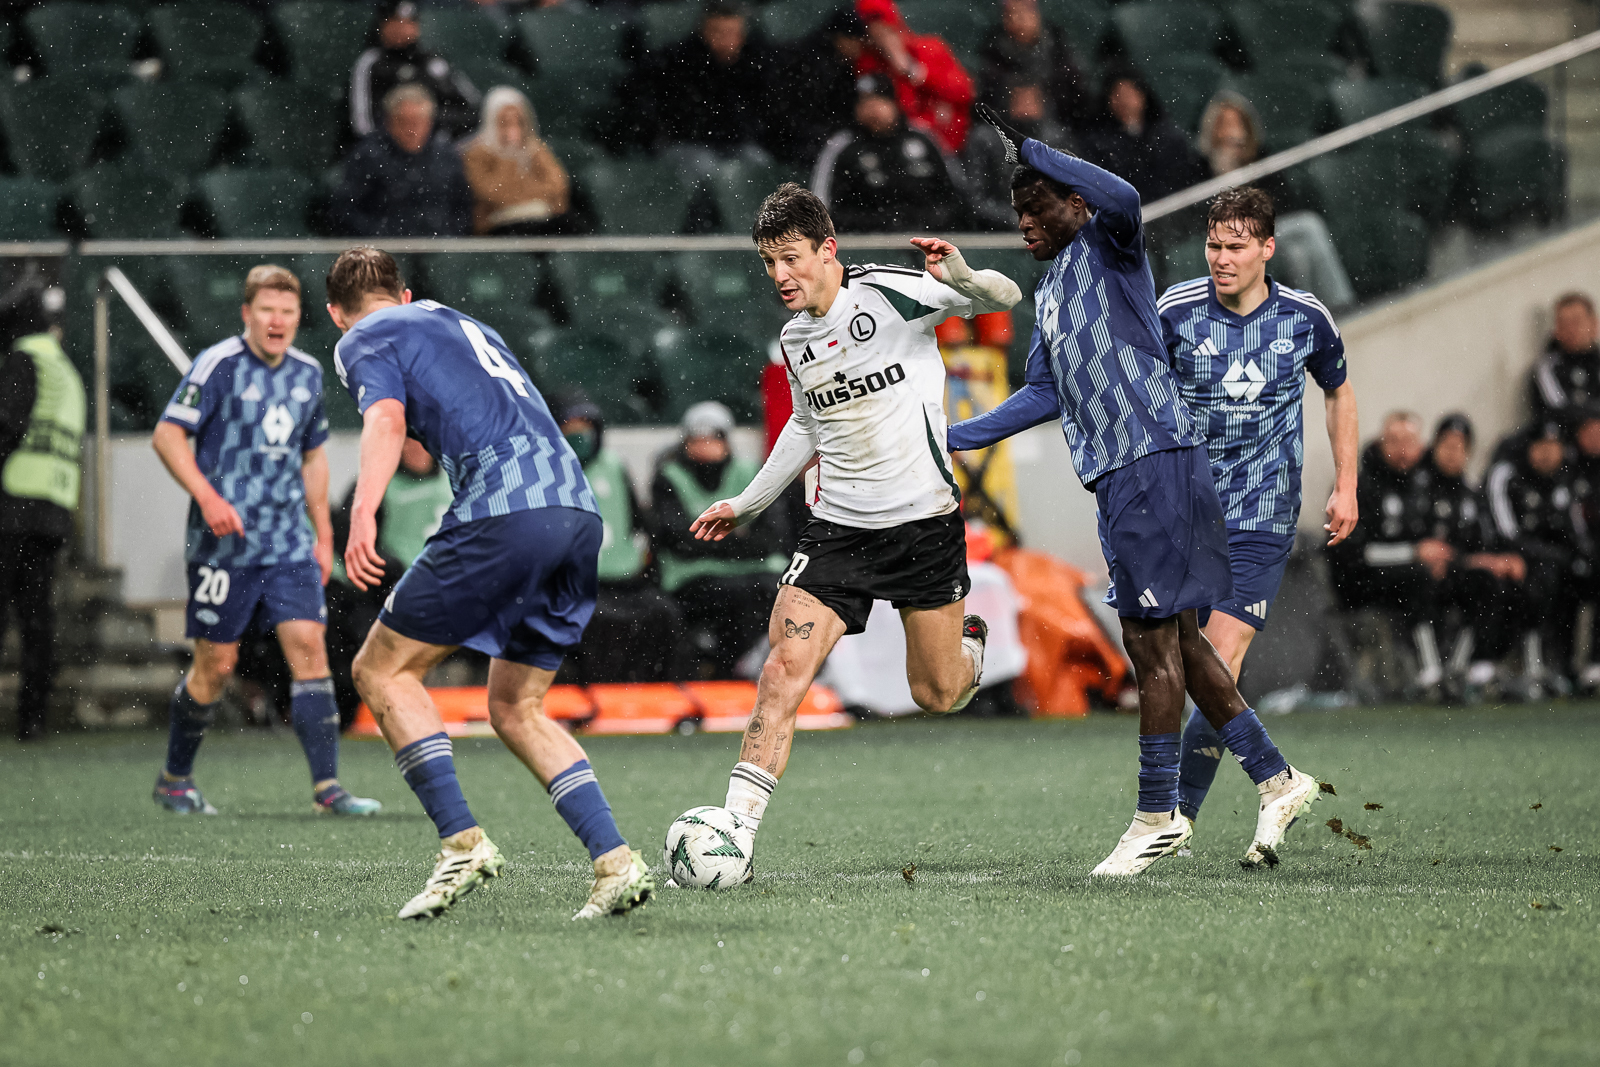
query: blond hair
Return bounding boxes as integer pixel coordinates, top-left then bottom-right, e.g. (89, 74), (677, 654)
(243, 264), (301, 305)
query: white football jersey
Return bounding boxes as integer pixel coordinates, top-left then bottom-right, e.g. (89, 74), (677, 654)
(777, 263), (975, 529)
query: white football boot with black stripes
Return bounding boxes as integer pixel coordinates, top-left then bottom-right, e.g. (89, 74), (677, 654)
(1241, 766), (1320, 869)
(1091, 809), (1194, 876)
(398, 833), (505, 919)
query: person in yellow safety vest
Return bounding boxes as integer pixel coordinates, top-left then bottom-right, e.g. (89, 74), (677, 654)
(650, 401), (790, 679)
(0, 277), (83, 742)
(553, 393), (683, 683)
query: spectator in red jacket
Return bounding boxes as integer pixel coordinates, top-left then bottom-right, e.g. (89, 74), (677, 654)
(854, 0), (974, 154)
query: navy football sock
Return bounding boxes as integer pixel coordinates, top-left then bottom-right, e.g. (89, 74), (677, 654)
(164, 682), (217, 778)
(394, 733), (477, 839)
(548, 760), (627, 860)
(1217, 709), (1288, 785)
(1177, 708), (1226, 821)
(1137, 732), (1182, 813)
(290, 677), (340, 784)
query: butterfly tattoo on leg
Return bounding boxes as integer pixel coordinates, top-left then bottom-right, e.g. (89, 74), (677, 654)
(783, 618), (814, 639)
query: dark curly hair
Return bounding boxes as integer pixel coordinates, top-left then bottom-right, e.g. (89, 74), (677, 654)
(1207, 186), (1275, 241)
(751, 182), (836, 248)
(326, 246), (405, 313)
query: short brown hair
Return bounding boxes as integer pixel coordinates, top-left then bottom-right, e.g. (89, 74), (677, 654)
(1555, 291), (1596, 316)
(326, 247), (404, 313)
(752, 183), (835, 248)
(243, 264), (301, 305)
(1207, 185), (1275, 241)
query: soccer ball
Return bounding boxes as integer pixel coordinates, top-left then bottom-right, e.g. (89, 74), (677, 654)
(663, 806), (754, 890)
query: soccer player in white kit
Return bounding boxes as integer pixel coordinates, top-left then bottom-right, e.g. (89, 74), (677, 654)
(688, 183), (1023, 861)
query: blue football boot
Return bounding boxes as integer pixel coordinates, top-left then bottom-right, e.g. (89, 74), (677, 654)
(153, 775), (218, 815)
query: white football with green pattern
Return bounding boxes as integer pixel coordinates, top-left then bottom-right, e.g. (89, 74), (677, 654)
(663, 805), (753, 890)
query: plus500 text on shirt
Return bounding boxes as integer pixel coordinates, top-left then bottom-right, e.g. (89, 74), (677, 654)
(947, 141), (1202, 484)
(778, 264), (972, 528)
(333, 301), (596, 528)
(1160, 276), (1346, 534)
(160, 336), (329, 567)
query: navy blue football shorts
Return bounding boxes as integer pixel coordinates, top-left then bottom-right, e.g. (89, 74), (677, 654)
(1199, 530), (1296, 631)
(380, 506), (601, 670)
(185, 557), (326, 643)
(1095, 445), (1233, 620)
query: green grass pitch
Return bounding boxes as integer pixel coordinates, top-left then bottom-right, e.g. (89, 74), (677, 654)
(4, 707), (1596, 1067)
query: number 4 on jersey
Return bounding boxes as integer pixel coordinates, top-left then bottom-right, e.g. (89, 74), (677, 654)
(460, 319), (528, 397)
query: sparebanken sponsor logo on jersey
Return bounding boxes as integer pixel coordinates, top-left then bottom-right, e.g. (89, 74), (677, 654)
(804, 362), (906, 411)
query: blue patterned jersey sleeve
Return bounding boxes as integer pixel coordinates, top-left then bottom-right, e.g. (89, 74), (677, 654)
(302, 389), (330, 451)
(1306, 308), (1347, 391)
(947, 324), (1061, 451)
(1020, 140), (1142, 251)
(335, 333), (407, 415)
(159, 362), (218, 434)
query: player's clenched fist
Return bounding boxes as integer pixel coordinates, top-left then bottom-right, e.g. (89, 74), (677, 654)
(690, 500), (739, 542)
(198, 491), (245, 538)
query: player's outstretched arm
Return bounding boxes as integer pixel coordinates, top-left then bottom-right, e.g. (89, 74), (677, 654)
(910, 237), (1022, 314)
(1323, 381), (1359, 545)
(151, 421), (244, 537)
(690, 408), (819, 542)
(345, 398), (406, 590)
(948, 327), (1061, 452)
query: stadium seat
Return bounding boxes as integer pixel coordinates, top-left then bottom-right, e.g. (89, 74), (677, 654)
(1362, 1), (1452, 89)
(22, 2), (140, 79)
(450, 56), (534, 104)
(517, 7), (627, 76)
(546, 252), (671, 330)
(577, 157), (692, 234)
(417, 252), (544, 319)
(1140, 54), (1226, 135)
(903, 1), (999, 54)
(649, 327), (766, 421)
(1452, 79), (1547, 146)
(527, 328), (654, 424)
(71, 162), (187, 239)
(196, 169), (314, 238)
(1327, 77), (1428, 131)
(543, 135), (605, 171)
(708, 157), (799, 234)
(233, 83), (341, 174)
(1225, 0), (1344, 71)
(272, 2), (374, 96)
(1038, 0), (1112, 56)
(112, 82), (230, 178)
(1303, 152), (1432, 296)
(1155, 236), (1208, 291)
(671, 251), (789, 336)
(418, 7), (511, 65)
(756, 1), (833, 45)
(1111, 1), (1224, 67)
(1223, 73), (1331, 151)
(1272, 210), (1356, 308)
(0, 78), (107, 181)
(639, 1), (703, 53)
(148, 4), (267, 87)
(0, 178), (61, 240)
(525, 74), (613, 140)
(166, 255), (272, 339)
(1461, 127), (1564, 227)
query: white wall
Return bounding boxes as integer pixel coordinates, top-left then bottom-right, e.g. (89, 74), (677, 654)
(107, 217), (1600, 602)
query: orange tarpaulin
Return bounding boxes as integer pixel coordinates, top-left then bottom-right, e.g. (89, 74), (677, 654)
(994, 548), (1130, 718)
(348, 681), (852, 738)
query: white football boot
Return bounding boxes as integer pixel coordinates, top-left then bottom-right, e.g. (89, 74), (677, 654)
(1091, 809), (1193, 876)
(573, 845), (655, 920)
(1242, 766), (1320, 869)
(398, 832), (505, 919)
(1175, 814), (1195, 857)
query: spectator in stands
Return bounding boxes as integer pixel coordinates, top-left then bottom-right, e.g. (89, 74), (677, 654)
(854, 0), (975, 154)
(0, 275), (80, 743)
(1484, 419), (1592, 695)
(327, 436), (454, 724)
(1564, 404), (1600, 690)
(649, 402), (787, 680)
(460, 86), (572, 236)
(812, 74), (972, 233)
(1197, 92), (1262, 179)
(1325, 412), (1454, 694)
(976, 0), (1089, 134)
(647, 1), (778, 209)
(1418, 413), (1527, 696)
(553, 394), (683, 683)
(1527, 291), (1600, 426)
(1079, 66), (1206, 203)
(965, 72), (1068, 230)
(333, 84), (473, 238)
(351, 0), (480, 141)
(773, 6), (870, 165)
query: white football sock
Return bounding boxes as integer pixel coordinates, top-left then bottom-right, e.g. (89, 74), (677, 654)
(725, 762), (777, 828)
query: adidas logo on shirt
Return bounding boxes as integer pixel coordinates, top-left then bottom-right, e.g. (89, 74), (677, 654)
(1138, 588), (1160, 609)
(1244, 600), (1268, 619)
(240, 382), (263, 402)
(1194, 338), (1221, 358)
